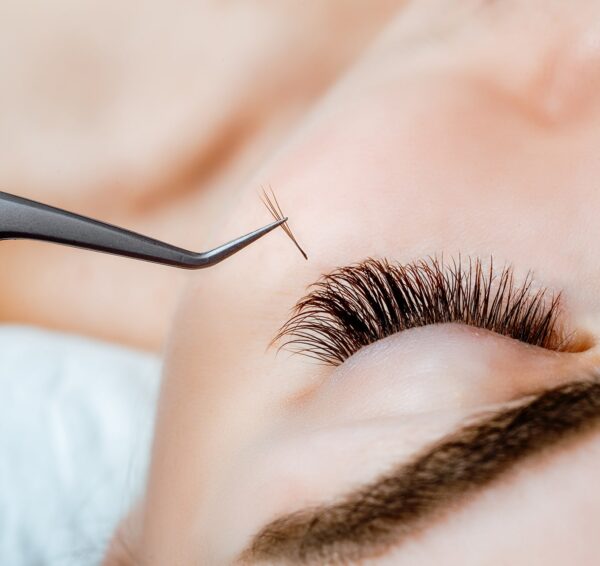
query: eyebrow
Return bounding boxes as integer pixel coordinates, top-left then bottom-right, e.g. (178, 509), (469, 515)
(241, 374), (600, 564)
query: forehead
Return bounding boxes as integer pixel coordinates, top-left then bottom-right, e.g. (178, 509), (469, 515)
(380, 426), (600, 566)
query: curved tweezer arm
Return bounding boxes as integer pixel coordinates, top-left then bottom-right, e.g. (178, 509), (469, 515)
(0, 191), (286, 269)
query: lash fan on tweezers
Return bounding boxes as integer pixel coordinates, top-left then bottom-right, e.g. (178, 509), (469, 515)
(0, 190), (287, 269)
(273, 257), (569, 365)
(260, 187), (308, 260)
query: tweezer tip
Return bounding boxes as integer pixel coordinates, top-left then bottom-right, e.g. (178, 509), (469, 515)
(263, 216), (288, 233)
(238, 217), (287, 241)
(198, 217), (288, 267)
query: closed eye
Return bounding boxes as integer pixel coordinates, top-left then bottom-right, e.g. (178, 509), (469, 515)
(273, 256), (574, 365)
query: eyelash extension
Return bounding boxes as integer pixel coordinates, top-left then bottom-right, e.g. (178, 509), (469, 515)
(273, 257), (569, 365)
(260, 186), (308, 260)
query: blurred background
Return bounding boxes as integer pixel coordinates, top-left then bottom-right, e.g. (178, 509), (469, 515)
(0, 0), (400, 351)
(0, 2), (401, 564)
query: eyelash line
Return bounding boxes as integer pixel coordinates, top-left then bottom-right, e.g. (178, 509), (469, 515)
(273, 256), (569, 365)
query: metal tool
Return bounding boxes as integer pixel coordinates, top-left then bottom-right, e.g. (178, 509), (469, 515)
(0, 191), (286, 269)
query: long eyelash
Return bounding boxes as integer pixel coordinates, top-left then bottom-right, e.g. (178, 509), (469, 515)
(273, 257), (568, 365)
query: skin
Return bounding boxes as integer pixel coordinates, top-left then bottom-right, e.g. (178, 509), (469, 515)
(2, 0), (600, 564)
(132, 1), (600, 564)
(0, 0), (398, 350)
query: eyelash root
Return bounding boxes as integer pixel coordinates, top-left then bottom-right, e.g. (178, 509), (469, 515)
(273, 257), (570, 365)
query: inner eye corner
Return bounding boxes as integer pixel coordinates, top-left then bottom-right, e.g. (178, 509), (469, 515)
(564, 328), (597, 354)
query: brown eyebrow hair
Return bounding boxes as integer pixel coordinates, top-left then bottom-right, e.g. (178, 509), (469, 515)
(241, 374), (600, 564)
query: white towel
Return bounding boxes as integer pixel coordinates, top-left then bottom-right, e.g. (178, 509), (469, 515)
(0, 325), (161, 565)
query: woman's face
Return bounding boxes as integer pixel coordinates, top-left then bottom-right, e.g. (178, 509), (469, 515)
(135, 2), (600, 564)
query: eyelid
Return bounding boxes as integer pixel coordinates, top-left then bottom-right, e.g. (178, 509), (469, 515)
(273, 256), (571, 365)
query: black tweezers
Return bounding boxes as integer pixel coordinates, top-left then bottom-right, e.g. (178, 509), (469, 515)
(0, 191), (286, 269)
